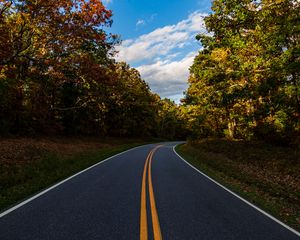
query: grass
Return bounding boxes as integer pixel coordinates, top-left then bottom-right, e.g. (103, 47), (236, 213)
(175, 139), (300, 232)
(0, 137), (146, 212)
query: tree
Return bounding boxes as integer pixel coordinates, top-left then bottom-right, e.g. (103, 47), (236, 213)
(0, 0), (117, 134)
(184, 0), (299, 143)
(103, 62), (159, 137)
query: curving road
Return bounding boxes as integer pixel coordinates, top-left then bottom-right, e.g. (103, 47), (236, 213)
(0, 142), (299, 240)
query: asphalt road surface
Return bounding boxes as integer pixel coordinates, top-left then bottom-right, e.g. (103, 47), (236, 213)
(0, 142), (299, 240)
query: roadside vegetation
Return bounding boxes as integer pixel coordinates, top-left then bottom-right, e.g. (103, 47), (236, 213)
(0, 137), (146, 211)
(0, 0), (299, 231)
(1, 1), (298, 141)
(0, 0), (185, 212)
(176, 1), (300, 231)
(183, 0), (299, 144)
(176, 140), (300, 231)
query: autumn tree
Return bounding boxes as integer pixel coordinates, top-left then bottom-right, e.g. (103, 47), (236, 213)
(0, 0), (117, 134)
(184, 0), (299, 143)
(1, 0), (188, 140)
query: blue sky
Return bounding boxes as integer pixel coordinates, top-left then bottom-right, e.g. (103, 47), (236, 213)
(103, 0), (213, 102)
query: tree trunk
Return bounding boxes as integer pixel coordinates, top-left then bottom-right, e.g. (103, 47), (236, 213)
(227, 119), (236, 139)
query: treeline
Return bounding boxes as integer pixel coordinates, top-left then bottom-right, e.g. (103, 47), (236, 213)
(0, 0), (186, 139)
(1, 0), (298, 143)
(183, 0), (299, 144)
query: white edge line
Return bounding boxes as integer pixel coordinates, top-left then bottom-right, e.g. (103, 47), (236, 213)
(173, 144), (300, 237)
(0, 143), (149, 218)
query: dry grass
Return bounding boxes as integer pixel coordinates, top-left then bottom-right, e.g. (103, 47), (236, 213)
(0, 137), (145, 211)
(176, 139), (300, 231)
(0, 136), (142, 166)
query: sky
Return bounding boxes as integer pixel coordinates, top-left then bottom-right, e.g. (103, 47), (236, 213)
(103, 0), (213, 103)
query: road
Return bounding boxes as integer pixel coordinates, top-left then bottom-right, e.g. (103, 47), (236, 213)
(0, 142), (299, 240)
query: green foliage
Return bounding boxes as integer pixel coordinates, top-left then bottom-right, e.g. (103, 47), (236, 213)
(183, 0), (300, 144)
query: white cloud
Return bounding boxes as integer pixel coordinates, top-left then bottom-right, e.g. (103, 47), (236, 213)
(137, 51), (198, 100)
(149, 13), (157, 22)
(135, 14), (158, 29)
(115, 11), (208, 102)
(136, 19), (146, 26)
(116, 11), (207, 64)
(137, 52), (196, 84)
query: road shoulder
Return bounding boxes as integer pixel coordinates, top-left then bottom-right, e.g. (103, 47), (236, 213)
(174, 143), (300, 236)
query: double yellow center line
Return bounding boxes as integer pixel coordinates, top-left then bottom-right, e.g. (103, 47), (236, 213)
(140, 146), (162, 240)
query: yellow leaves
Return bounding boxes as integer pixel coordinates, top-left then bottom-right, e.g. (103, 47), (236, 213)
(36, 47), (47, 57)
(98, 102), (107, 111)
(15, 12), (30, 25)
(264, 0), (284, 5)
(246, 3), (257, 12)
(0, 66), (8, 79)
(211, 48), (230, 62)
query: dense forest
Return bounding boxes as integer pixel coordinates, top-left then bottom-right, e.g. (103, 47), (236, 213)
(0, 0), (299, 144)
(184, 0), (299, 144)
(0, 0), (186, 139)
